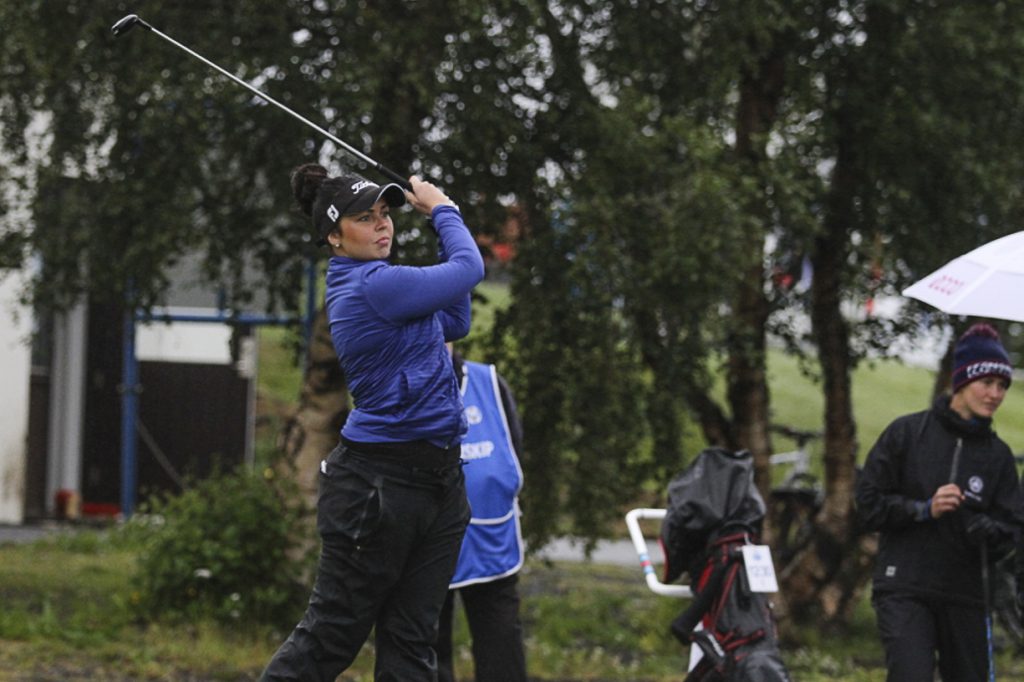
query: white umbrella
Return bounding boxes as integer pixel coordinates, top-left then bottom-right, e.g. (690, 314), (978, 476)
(901, 230), (1024, 323)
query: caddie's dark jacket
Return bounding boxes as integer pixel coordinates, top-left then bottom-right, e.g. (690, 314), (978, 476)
(855, 395), (1024, 607)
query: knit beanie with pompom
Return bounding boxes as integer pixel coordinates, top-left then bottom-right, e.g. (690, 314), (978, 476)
(952, 323), (1013, 392)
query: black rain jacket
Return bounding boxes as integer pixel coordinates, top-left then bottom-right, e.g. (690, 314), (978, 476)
(855, 395), (1024, 606)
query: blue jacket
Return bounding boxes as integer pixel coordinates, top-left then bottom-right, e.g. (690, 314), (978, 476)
(325, 205), (485, 447)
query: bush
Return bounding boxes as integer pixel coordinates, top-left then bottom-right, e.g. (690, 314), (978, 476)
(131, 465), (314, 627)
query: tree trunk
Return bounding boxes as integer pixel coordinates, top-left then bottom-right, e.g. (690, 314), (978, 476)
(778, 124), (872, 626)
(278, 307), (348, 511)
(726, 276), (773, 492)
(683, 386), (737, 451)
(728, 51), (785, 504)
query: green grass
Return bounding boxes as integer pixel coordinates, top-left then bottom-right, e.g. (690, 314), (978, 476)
(0, 530), (289, 681)
(0, 533), (135, 647)
(5, 530), (1022, 681)
(0, 530), (889, 681)
(255, 326), (305, 407)
(10, 285), (1012, 679)
(766, 350), (1024, 462)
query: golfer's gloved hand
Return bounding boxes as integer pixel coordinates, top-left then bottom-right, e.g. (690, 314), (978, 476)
(964, 511), (1009, 546)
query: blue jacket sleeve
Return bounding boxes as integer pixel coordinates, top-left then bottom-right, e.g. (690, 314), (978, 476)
(363, 205), (485, 333)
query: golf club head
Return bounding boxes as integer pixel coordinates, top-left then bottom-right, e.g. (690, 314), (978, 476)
(111, 14), (151, 37)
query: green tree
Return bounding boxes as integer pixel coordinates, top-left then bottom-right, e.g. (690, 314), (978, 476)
(492, 0), (1024, 626)
(742, 2), (1024, 623)
(7, 1), (1024, 632)
(1, 2), (317, 312)
(0, 0), (575, 542)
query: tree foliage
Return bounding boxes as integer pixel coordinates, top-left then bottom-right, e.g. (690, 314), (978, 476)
(5, 0), (1024, 628)
(488, 0), (1024, 622)
(0, 1), (548, 310)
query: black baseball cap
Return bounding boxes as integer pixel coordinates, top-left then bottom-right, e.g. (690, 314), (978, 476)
(317, 175), (407, 244)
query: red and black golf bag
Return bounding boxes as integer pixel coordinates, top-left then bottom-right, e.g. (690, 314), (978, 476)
(660, 447), (792, 682)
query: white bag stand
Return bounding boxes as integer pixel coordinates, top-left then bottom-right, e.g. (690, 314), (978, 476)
(624, 508), (702, 671)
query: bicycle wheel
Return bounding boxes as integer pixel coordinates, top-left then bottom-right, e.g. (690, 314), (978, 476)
(993, 555), (1024, 652)
(769, 487), (820, 565)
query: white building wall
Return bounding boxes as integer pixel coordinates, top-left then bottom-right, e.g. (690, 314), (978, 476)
(136, 311), (234, 364)
(45, 301), (88, 514)
(0, 272), (32, 524)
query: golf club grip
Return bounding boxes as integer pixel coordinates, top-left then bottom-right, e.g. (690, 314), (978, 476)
(377, 165), (412, 192)
(949, 439), (963, 483)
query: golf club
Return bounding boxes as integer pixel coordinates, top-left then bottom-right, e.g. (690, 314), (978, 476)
(949, 441), (996, 681)
(111, 14), (411, 191)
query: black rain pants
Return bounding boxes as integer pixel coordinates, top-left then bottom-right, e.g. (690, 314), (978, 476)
(436, 573), (527, 682)
(872, 591), (989, 682)
(261, 441), (470, 682)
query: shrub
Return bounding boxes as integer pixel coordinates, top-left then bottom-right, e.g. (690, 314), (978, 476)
(131, 465), (314, 627)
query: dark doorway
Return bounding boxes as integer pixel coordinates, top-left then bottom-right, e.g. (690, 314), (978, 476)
(24, 369), (51, 520)
(134, 360), (249, 501)
(80, 302), (250, 512)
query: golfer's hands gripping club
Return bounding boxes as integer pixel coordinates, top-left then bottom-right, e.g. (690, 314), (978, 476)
(405, 176), (457, 216)
(930, 483), (964, 518)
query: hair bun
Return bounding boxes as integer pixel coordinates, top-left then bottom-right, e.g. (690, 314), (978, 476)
(290, 163), (329, 216)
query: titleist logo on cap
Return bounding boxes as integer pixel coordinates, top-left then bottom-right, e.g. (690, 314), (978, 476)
(326, 180), (379, 223)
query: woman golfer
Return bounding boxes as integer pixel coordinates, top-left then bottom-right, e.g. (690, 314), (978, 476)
(261, 164), (485, 681)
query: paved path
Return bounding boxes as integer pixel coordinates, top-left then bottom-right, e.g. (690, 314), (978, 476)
(0, 521), (660, 568)
(0, 522), (61, 545)
(532, 536), (661, 567)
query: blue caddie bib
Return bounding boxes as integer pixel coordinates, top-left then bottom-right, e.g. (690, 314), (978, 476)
(450, 361), (525, 587)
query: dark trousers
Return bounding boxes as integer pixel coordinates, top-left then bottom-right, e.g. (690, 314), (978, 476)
(261, 443), (470, 682)
(872, 591), (989, 682)
(436, 574), (527, 682)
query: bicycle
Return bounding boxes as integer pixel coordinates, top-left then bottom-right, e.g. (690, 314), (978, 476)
(992, 454), (1024, 652)
(767, 424), (824, 565)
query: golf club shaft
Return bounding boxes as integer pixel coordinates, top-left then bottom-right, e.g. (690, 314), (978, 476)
(115, 16), (410, 190)
(982, 542), (995, 681)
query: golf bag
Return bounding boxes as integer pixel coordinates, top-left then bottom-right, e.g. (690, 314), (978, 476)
(660, 447), (792, 682)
